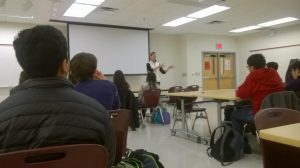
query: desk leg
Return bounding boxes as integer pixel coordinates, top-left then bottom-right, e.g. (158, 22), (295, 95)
(170, 98), (201, 143)
(216, 101), (222, 126)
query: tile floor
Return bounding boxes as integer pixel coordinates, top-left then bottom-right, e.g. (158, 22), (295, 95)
(127, 104), (263, 168)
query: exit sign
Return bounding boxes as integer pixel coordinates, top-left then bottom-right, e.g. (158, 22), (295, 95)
(216, 43), (222, 49)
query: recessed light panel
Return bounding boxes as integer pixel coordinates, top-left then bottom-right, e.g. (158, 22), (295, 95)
(75, 0), (105, 6)
(187, 5), (230, 19)
(258, 17), (298, 27)
(230, 26), (261, 33)
(163, 17), (196, 27)
(63, 3), (97, 18)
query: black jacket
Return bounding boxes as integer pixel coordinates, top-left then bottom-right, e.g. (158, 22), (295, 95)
(118, 89), (140, 129)
(0, 77), (116, 167)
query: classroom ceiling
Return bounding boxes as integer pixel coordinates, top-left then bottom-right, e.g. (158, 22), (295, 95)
(0, 0), (300, 36)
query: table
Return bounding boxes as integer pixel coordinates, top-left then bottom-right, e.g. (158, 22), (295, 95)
(164, 89), (238, 143)
(259, 123), (300, 168)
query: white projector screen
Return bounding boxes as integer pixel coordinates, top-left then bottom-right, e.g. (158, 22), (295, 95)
(68, 24), (149, 75)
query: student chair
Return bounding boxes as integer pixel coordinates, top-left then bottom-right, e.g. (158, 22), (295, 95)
(254, 107), (300, 131)
(139, 88), (161, 125)
(0, 144), (108, 168)
(173, 85), (211, 135)
(260, 91), (300, 111)
(166, 86), (182, 116)
(110, 109), (131, 164)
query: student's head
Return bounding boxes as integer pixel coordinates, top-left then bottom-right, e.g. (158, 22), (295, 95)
(149, 52), (157, 62)
(113, 70), (129, 91)
(290, 60), (300, 79)
(13, 25), (68, 78)
(266, 62), (279, 71)
(70, 52), (97, 81)
(247, 54), (266, 71)
(146, 72), (157, 88)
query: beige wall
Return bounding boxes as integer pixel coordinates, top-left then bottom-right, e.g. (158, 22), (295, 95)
(236, 24), (300, 85)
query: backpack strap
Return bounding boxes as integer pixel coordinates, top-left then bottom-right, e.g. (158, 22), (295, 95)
(207, 125), (224, 157)
(220, 125), (233, 166)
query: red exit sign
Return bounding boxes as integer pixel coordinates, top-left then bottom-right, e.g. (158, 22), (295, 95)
(216, 43), (222, 49)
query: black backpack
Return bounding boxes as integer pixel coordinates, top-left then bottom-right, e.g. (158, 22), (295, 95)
(207, 124), (245, 166)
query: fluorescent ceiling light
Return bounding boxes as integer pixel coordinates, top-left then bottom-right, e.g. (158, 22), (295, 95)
(75, 0), (105, 6)
(230, 26), (261, 33)
(0, 14), (34, 19)
(187, 5), (230, 18)
(163, 17), (196, 27)
(64, 3), (97, 18)
(257, 17), (298, 27)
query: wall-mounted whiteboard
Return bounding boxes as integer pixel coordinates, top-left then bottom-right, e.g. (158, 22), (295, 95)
(251, 45), (300, 80)
(68, 24), (149, 75)
(0, 45), (22, 87)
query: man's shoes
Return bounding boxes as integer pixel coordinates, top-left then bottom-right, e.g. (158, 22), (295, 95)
(244, 143), (252, 154)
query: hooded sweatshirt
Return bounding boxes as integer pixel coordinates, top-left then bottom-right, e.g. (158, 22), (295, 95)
(236, 68), (284, 115)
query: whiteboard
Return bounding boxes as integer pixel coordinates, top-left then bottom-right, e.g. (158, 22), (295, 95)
(68, 24), (149, 75)
(0, 45), (22, 87)
(251, 46), (300, 80)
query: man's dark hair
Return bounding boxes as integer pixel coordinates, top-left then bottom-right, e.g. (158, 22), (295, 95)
(13, 25), (68, 78)
(266, 62), (279, 70)
(290, 60), (300, 71)
(247, 54), (266, 69)
(70, 52), (97, 81)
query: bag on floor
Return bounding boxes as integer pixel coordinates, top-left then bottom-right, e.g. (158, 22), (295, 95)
(152, 107), (170, 124)
(207, 124), (245, 166)
(117, 149), (164, 168)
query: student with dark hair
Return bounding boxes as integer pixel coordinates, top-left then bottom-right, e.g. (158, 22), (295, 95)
(138, 72), (159, 117)
(266, 61), (278, 71)
(70, 52), (120, 111)
(0, 25), (115, 167)
(285, 59), (300, 84)
(285, 60), (300, 97)
(113, 70), (140, 130)
(231, 53), (284, 153)
(146, 51), (174, 84)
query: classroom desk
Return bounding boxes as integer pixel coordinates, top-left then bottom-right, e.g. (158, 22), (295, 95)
(259, 123), (300, 168)
(164, 89), (238, 143)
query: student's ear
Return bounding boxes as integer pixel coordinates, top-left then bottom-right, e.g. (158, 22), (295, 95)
(58, 59), (70, 77)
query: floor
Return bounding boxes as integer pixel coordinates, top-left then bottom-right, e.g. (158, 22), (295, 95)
(127, 103), (263, 168)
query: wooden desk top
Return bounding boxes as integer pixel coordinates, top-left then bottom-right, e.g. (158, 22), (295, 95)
(164, 89), (238, 101)
(260, 123), (300, 148)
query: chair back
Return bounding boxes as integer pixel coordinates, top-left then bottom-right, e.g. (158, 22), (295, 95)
(110, 109), (130, 164)
(143, 89), (161, 108)
(0, 144), (107, 168)
(260, 91), (300, 111)
(168, 86), (182, 104)
(176, 85), (200, 111)
(255, 107), (300, 131)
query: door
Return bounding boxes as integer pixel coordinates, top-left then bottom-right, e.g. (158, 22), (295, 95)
(202, 52), (235, 90)
(202, 53), (218, 90)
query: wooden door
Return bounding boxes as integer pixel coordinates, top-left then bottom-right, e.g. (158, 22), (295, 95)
(202, 53), (218, 90)
(218, 53), (235, 89)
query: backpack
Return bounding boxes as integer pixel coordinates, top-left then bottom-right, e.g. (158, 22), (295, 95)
(115, 149), (164, 168)
(152, 107), (170, 124)
(207, 124), (245, 166)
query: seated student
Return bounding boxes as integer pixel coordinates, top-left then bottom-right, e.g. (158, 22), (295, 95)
(113, 70), (140, 130)
(231, 53), (284, 153)
(266, 61), (278, 71)
(285, 59), (300, 84)
(70, 52), (120, 111)
(285, 60), (300, 98)
(138, 72), (159, 117)
(0, 26), (116, 167)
